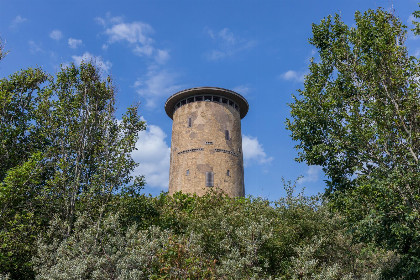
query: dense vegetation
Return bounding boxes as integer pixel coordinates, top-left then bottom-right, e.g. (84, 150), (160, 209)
(286, 8), (420, 278)
(0, 6), (419, 280)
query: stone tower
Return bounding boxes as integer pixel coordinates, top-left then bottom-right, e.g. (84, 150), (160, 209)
(165, 87), (249, 197)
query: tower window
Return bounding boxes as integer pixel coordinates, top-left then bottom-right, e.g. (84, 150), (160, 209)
(222, 98), (228, 104)
(188, 117), (192, 127)
(205, 141), (213, 145)
(227, 170), (230, 176)
(186, 169), (189, 176)
(225, 130), (230, 140)
(204, 96), (212, 101)
(195, 96), (203, 101)
(187, 97), (194, 103)
(206, 172), (214, 187)
(213, 96), (220, 102)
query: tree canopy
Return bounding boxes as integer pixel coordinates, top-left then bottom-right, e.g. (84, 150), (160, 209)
(0, 61), (145, 278)
(286, 8), (420, 278)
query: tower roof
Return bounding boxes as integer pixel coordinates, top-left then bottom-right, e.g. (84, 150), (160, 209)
(165, 87), (249, 119)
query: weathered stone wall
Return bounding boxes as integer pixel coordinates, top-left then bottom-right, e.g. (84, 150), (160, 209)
(169, 101), (244, 197)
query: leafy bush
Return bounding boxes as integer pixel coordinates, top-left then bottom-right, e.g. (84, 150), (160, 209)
(34, 181), (396, 279)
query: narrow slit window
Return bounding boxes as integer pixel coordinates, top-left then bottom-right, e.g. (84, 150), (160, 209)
(227, 170), (230, 176)
(206, 172), (214, 187)
(188, 117), (192, 127)
(186, 169), (189, 176)
(225, 130), (230, 140)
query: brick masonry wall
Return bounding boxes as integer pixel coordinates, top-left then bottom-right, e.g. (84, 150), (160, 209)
(169, 100), (245, 197)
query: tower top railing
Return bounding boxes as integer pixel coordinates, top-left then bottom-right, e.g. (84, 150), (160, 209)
(165, 87), (249, 119)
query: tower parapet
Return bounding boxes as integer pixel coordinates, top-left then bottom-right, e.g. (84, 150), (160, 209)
(165, 87), (248, 197)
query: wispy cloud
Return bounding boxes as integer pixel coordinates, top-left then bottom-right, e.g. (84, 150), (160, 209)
(68, 38), (83, 49)
(232, 85), (251, 96)
(28, 40), (43, 53)
(134, 67), (183, 108)
(49, 29), (63, 41)
(72, 52), (112, 73)
(280, 70), (306, 83)
(205, 27), (256, 61)
(132, 120), (170, 189)
(10, 15), (27, 28)
(297, 165), (323, 184)
(242, 135), (273, 167)
(97, 15), (169, 64)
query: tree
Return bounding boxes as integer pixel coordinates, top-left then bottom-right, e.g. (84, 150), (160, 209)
(0, 68), (49, 279)
(286, 8), (419, 278)
(35, 62), (145, 233)
(0, 62), (145, 278)
(0, 39), (6, 61)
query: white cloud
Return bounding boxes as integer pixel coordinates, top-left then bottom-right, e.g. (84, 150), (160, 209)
(28, 40), (43, 53)
(133, 44), (154, 56)
(49, 29), (63, 41)
(10, 15), (27, 28)
(155, 49), (170, 64)
(280, 70), (305, 83)
(68, 38), (83, 49)
(206, 27), (256, 61)
(97, 17), (169, 64)
(132, 121), (170, 189)
(232, 85), (250, 96)
(72, 52), (112, 73)
(95, 17), (107, 27)
(297, 165), (323, 184)
(134, 68), (182, 108)
(105, 22), (154, 44)
(242, 135), (273, 167)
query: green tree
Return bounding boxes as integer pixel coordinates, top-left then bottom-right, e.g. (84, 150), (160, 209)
(0, 67), (49, 279)
(0, 39), (6, 61)
(35, 62), (145, 233)
(0, 62), (145, 278)
(286, 8), (419, 278)
(0, 68), (48, 181)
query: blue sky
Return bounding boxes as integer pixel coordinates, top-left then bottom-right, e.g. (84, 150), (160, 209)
(1, 0), (419, 200)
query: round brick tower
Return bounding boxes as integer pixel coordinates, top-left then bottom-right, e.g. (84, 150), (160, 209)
(165, 87), (249, 197)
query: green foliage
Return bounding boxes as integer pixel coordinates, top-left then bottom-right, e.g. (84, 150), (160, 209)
(0, 62), (145, 278)
(0, 39), (6, 61)
(35, 62), (145, 232)
(286, 8), (420, 279)
(34, 214), (215, 280)
(35, 182), (395, 279)
(0, 68), (48, 181)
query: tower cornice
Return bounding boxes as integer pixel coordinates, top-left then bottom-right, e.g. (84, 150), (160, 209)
(165, 87), (249, 119)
